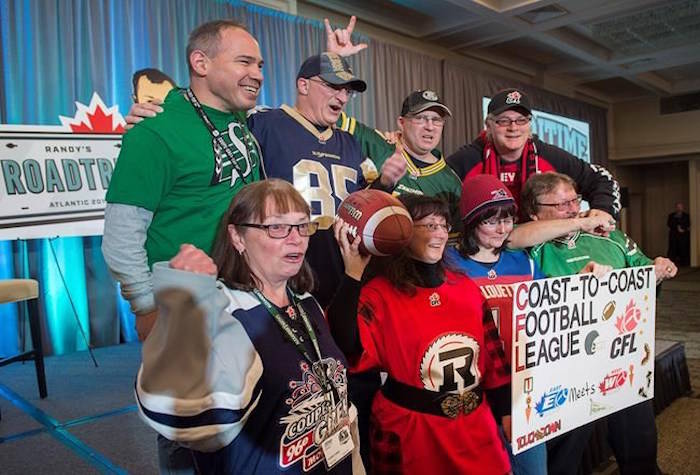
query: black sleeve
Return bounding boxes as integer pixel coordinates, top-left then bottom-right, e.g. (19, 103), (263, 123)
(540, 140), (621, 219)
(368, 177), (394, 193)
(446, 142), (483, 181)
(486, 383), (511, 419)
(326, 274), (364, 358)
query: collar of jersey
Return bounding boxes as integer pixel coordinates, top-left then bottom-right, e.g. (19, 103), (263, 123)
(281, 104), (334, 142)
(401, 148), (446, 176)
(553, 230), (581, 245)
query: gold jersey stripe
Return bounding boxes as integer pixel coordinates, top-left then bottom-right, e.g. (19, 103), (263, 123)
(280, 104), (334, 142)
(401, 148), (447, 176)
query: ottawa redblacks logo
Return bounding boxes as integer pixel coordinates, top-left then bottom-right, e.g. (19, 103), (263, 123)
(419, 333), (481, 392)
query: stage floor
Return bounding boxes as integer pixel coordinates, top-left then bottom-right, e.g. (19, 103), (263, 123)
(0, 343), (156, 474)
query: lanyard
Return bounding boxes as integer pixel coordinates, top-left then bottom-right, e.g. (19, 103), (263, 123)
(252, 288), (324, 367)
(185, 87), (259, 184)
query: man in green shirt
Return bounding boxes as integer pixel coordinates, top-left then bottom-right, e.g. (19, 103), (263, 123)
(103, 20), (264, 340)
(338, 89), (463, 233)
(520, 171), (676, 475)
(521, 172), (676, 281)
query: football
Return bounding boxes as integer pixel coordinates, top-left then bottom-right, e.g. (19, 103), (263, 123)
(337, 189), (413, 256)
(602, 301), (616, 320)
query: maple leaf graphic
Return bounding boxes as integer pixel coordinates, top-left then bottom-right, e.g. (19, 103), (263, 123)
(59, 92), (126, 134)
(615, 299), (640, 334)
(69, 106), (125, 133)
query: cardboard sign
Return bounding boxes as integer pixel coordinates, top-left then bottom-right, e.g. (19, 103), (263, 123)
(0, 93), (124, 239)
(510, 267), (656, 454)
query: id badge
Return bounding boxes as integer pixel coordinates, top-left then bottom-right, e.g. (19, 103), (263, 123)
(321, 423), (354, 470)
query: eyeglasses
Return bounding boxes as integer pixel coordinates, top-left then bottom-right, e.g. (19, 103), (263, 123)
(490, 116), (531, 127)
(308, 78), (357, 99)
(408, 114), (446, 127)
(536, 195), (582, 211)
(236, 222), (319, 238)
(414, 222), (452, 233)
(481, 217), (515, 228)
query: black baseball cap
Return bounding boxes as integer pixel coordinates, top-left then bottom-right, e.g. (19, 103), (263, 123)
(297, 53), (367, 92)
(401, 90), (452, 117)
(487, 88), (532, 116)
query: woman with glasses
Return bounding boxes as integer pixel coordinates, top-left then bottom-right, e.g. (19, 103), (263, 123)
(135, 179), (362, 475)
(446, 88), (619, 225)
(446, 175), (547, 475)
(328, 193), (512, 474)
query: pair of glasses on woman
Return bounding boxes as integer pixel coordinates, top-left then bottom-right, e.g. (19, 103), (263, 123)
(237, 222), (319, 238)
(480, 217), (515, 228)
(414, 223), (452, 233)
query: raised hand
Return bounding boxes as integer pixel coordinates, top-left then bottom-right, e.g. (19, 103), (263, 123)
(169, 244), (218, 276)
(334, 218), (371, 281)
(324, 16), (368, 57)
(379, 143), (408, 188)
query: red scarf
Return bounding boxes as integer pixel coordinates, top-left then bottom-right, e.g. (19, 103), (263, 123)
(479, 130), (539, 190)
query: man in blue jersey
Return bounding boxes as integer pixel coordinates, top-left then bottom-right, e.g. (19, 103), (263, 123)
(246, 52), (374, 307)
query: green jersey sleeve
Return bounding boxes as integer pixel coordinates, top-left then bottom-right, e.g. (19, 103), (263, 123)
(337, 112), (395, 168)
(609, 230), (653, 267)
(106, 125), (173, 212)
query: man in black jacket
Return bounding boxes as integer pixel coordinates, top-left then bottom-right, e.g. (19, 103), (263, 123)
(447, 88), (620, 225)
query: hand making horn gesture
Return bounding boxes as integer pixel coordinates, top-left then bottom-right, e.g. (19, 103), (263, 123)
(324, 15), (368, 56)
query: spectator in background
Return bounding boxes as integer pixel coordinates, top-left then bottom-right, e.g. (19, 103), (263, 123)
(667, 201), (690, 266)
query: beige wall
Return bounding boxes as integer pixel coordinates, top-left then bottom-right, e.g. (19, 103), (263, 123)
(613, 161), (690, 260)
(296, 2), (607, 107)
(691, 160), (700, 266)
(611, 98), (700, 160)
(610, 98), (700, 266)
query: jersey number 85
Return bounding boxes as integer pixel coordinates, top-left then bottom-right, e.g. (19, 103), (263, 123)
(293, 159), (359, 229)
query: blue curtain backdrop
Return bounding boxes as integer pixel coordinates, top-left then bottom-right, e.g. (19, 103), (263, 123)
(0, 0), (372, 356)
